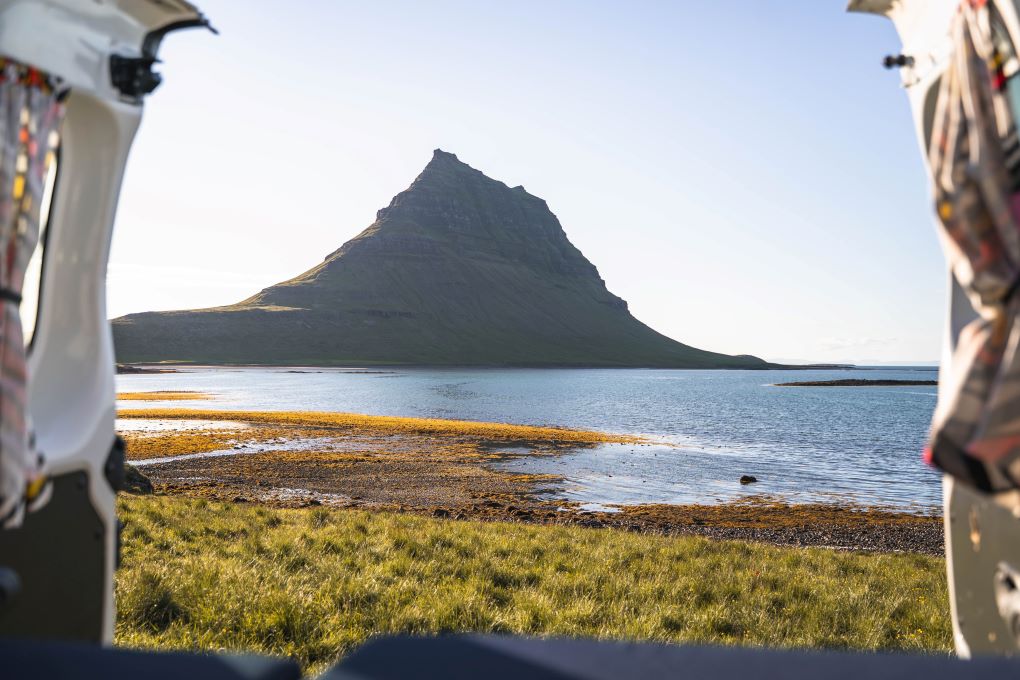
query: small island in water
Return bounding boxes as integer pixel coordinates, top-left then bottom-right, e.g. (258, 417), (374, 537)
(774, 379), (937, 387)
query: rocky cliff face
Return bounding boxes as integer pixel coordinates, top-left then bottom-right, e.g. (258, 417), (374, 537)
(112, 150), (767, 368)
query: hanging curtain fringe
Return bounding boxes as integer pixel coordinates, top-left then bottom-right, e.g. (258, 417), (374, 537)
(0, 56), (66, 529)
(0, 58), (63, 95)
(926, 0), (1020, 492)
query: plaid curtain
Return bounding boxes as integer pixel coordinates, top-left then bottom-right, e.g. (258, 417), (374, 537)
(926, 1), (1020, 491)
(0, 59), (64, 528)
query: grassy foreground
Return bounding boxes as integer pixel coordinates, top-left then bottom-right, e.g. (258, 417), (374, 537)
(116, 495), (951, 673)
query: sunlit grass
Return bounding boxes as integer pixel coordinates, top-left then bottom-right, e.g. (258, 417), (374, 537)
(115, 495), (951, 673)
(121, 431), (240, 460)
(118, 392), (213, 401)
(117, 409), (640, 444)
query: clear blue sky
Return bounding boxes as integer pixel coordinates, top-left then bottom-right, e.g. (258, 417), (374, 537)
(107, 1), (942, 364)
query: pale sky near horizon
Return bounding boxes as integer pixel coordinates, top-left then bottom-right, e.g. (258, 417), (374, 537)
(105, 1), (943, 365)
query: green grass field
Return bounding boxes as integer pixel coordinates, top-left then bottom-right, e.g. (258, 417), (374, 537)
(115, 495), (952, 674)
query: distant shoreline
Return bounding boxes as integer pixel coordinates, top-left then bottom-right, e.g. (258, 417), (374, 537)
(116, 364), (180, 374)
(115, 361), (887, 372)
(774, 379), (937, 387)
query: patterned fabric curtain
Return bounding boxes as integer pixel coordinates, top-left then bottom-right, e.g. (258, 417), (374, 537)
(926, 1), (1020, 492)
(0, 59), (65, 528)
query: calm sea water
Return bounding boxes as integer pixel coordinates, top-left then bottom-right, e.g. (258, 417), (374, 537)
(116, 367), (942, 512)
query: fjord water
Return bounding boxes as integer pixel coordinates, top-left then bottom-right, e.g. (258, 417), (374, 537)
(117, 367), (941, 512)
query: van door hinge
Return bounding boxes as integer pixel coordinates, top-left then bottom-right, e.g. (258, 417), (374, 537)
(109, 16), (217, 100)
(109, 55), (162, 99)
(883, 54), (915, 69)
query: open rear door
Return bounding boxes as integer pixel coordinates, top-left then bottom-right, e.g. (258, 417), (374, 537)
(0, 0), (209, 644)
(850, 0), (1020, 657)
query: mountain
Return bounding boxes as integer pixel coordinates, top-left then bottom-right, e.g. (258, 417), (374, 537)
(112, 150), (768, 368)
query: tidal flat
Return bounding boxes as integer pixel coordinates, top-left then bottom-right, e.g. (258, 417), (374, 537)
(117, 406), (942, 555)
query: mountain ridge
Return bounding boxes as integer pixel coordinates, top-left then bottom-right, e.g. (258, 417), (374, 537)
(112, 150), (769, 368)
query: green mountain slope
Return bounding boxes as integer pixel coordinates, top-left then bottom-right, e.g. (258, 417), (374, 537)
(112, 150), (768, 368)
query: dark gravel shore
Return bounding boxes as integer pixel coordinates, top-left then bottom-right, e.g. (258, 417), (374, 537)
(414, 500), (945, 556)
(148, 475), (945, 557)
(575, 513), (944, 556)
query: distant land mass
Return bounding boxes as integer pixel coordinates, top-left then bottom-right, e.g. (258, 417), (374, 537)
(112, 150), (770, 368)
(774, 379), (937, 387)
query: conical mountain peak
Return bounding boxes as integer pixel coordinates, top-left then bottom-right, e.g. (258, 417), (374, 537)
(427, 148), (461, 165)
(411, 148), (512, 192)
(416, 148), (484, 182)
(352, 151), (592, 281)
(414, 149), (530, 197)
(112, 152), (768, 368)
